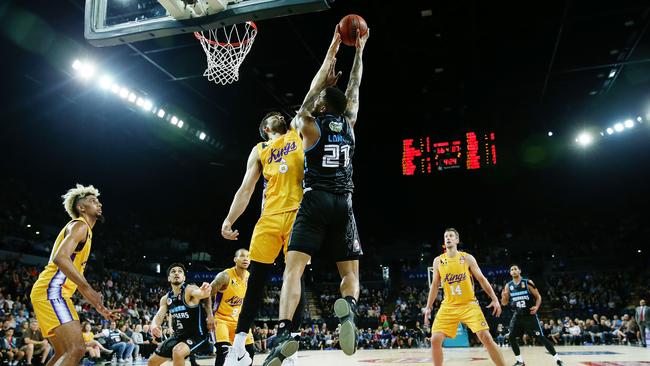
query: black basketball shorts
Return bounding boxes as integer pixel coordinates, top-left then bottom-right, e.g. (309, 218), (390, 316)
(288, 189), (362, 261)
(509, 314), (544, 338)
(155, 334), (211, 358)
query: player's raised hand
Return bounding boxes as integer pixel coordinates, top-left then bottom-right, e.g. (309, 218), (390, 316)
(423, 307), (432, 327)
(529, 305), (539, 315)
(198, 282), (212, 298)
(150, 324), (162, 339)
(356, 28), (369, 50)
(486, 299), (502, 317)
(221, 219), (239, 240)
(326, 58), (342, 87)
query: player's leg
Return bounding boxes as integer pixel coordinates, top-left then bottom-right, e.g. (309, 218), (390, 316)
(50, 321), (86, 366)
(171, 342), (191, 366)
(335, 259), (360, 356)
(214, 342), (231, 366)
(430, 332), (446, 366)
(475, 330), (506, 366)
(279, 251), (311, 323)
(508, 316), (524, 364)
(462, 305), (505, 366)
(45, 336), (64, 366)
(528, 317), (562, 365)
(147, 353), (169, 366)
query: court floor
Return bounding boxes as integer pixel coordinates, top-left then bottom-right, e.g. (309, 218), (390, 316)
(241, 346), (650, 366)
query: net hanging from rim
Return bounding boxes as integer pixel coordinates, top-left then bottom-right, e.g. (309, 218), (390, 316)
(194, 21), (257, 85)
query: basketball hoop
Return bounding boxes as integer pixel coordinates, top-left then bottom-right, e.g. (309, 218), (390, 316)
(194, 21), (257, 85)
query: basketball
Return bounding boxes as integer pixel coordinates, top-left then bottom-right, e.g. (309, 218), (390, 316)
(338, 14), (368, 46)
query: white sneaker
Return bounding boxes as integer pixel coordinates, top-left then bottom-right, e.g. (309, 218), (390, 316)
(118, 359), (125, 364)
(224, 346), (251, 366)
(283, 352), (299, 366)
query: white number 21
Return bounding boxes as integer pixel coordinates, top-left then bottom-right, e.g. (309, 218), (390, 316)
(323, 144), (350, 168)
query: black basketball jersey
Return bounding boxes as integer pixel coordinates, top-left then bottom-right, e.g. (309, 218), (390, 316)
(304, 113), (355, 194)
(166, 283), (206, 338)
(507, 278), (536, 315)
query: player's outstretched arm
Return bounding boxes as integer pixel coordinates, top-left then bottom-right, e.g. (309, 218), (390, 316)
(188, 283), (212, 303)
(292, 26), (342, 132)
(467, 254), (502, 317)
(527, 279), (542, 315)
(150, 295), (169, 339)
(221, 146), (262, 240)
(209, 270), (231, 297)
(424, 256), (441, 327)
(53, 221), (112, 319)
(344, 29), (369, 128)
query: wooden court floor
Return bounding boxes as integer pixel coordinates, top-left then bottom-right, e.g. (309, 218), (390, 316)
(227, 345), (649, 366)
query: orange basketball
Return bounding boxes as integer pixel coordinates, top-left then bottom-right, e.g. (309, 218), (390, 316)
(338, 14), (368, 46)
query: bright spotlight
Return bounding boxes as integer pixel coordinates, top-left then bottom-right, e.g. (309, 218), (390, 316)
(614, 123), (624, 132)
(157, 109), (165, 118)
(79, 62), (95, 79)
(576, 132), (593, 146)
(624, 119), (634, 128)
(170, 116), (178, 125)
(111, 84), (120, 94)
(143, 100), (153, 111)
(199, 132), (206, 140)
(637, 116), (643, 122)
(547, 131), (553, 137)
(177, 120), (184, 128)
(72, 59), (82, 70)
(136, 97), (144, 107)
(99, 76), (112, 89)
(606, 127), (614, 135)
(128, 93), (137, 103)
(120, 87), (129, 99)
(608, 69), (616, 78)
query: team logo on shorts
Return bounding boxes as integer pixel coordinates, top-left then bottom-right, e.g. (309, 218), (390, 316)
(329, 121), (343, 132)
(186, 339), (193, 346)
(167, 298), (173, 306)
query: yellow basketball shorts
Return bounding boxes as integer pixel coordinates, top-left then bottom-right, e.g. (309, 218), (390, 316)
(249, 210), (298, 264)
(32, 298), (79, 338)
(214, 320), (253, 345)
(431, 302), (489, 338)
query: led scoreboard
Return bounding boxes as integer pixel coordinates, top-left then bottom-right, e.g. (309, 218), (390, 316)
(402, 131), (497, 175)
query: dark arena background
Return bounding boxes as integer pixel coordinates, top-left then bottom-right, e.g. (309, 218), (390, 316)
(2, 0), (650, 365)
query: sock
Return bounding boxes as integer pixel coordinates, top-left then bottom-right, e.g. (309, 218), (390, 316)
(515, 355), (524, 363)
(554, 354), (561, 361)
(344, 296), (358, 313)
(233, 332), (248, 350)
(235, 261), (273, 334)
(278, 319), (292, 335)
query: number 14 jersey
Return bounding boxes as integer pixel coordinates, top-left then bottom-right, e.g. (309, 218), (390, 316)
(437, 251), (477, 306)
(304, 113), (355, 194)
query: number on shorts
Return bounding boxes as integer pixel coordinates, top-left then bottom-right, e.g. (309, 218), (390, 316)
(323, 144), (350, 168)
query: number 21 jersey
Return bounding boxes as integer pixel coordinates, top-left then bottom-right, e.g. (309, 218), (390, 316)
(304, 113), (355, 194)
(437, 251), (477, 306)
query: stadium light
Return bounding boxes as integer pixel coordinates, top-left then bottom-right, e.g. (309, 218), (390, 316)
(128, 93), (137, 103)
(547, 131), (553, 137)
(637, 116), (643, 122)
(72, 59), (82, 70)
(624, 119), (634, 128)
(608, 69), (616, 78)
(170, 116), (178, 125)
(111, 84), (120, 94)
(35, 231), (40, 235)
(79, 62), (95, 79)
(120, 87), (129, 99)
(157, 109), (165, 118)
(199, 132), (206, 140)
(99, 75), (112, 89)
(614, 123), (624, 132)
(26, 224), (31, 228)
(136, 97), (145, 107)
(143, 99), (153, 111)
(576, 132), (593, 146)
(606, 127), (614, 135)
(177, 120), (184, 128)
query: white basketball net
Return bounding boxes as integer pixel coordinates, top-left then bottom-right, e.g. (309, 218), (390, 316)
(194, 21), (257, 85)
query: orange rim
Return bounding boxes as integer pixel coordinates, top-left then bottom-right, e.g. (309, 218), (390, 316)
(194, 21), (257, 47)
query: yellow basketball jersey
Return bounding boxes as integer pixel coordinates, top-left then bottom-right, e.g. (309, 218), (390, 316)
(257, 129), (304, 216)
(214, 267), (249, 324)
(30, 217), (93, 300)
(437, 251), (477, 306)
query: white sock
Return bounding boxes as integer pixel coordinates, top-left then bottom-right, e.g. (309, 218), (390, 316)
(233, 332), (247, 350)
(515, 355), (524, 363)
(554, 354), (561, 361)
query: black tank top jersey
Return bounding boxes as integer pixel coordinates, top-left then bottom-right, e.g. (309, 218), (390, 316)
(166, 283), (206, 338)
(304, 113), (355, 194)
(506, 278), (536, 315)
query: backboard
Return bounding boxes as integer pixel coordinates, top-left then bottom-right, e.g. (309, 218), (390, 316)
(85, 0), (332, 47)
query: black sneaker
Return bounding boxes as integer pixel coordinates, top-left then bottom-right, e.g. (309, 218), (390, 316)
(556, 361), (564, 366)
(512, 362), (525, 366)
(334, 298), (358, 356)
(262, 332), (299, 366)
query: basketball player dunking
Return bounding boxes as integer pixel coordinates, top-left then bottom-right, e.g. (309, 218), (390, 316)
(424, 228), (506, 366)
(148, 264), (212, 366)
(30, 184), (113, 366)
(220, 98), (307, 366)
(210, 249), (255, 366)
(501, 265), (563, 366)
(263, 26), (369, 366)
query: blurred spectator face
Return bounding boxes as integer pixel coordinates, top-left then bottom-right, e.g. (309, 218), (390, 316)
(142, 325), (149, 333)
(135, 324), (142, 333)
(110, 321), (117, 329)
(641, 299), (646, 306)
(6, 328), (14, 337)
(83, 323), (91, 332)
